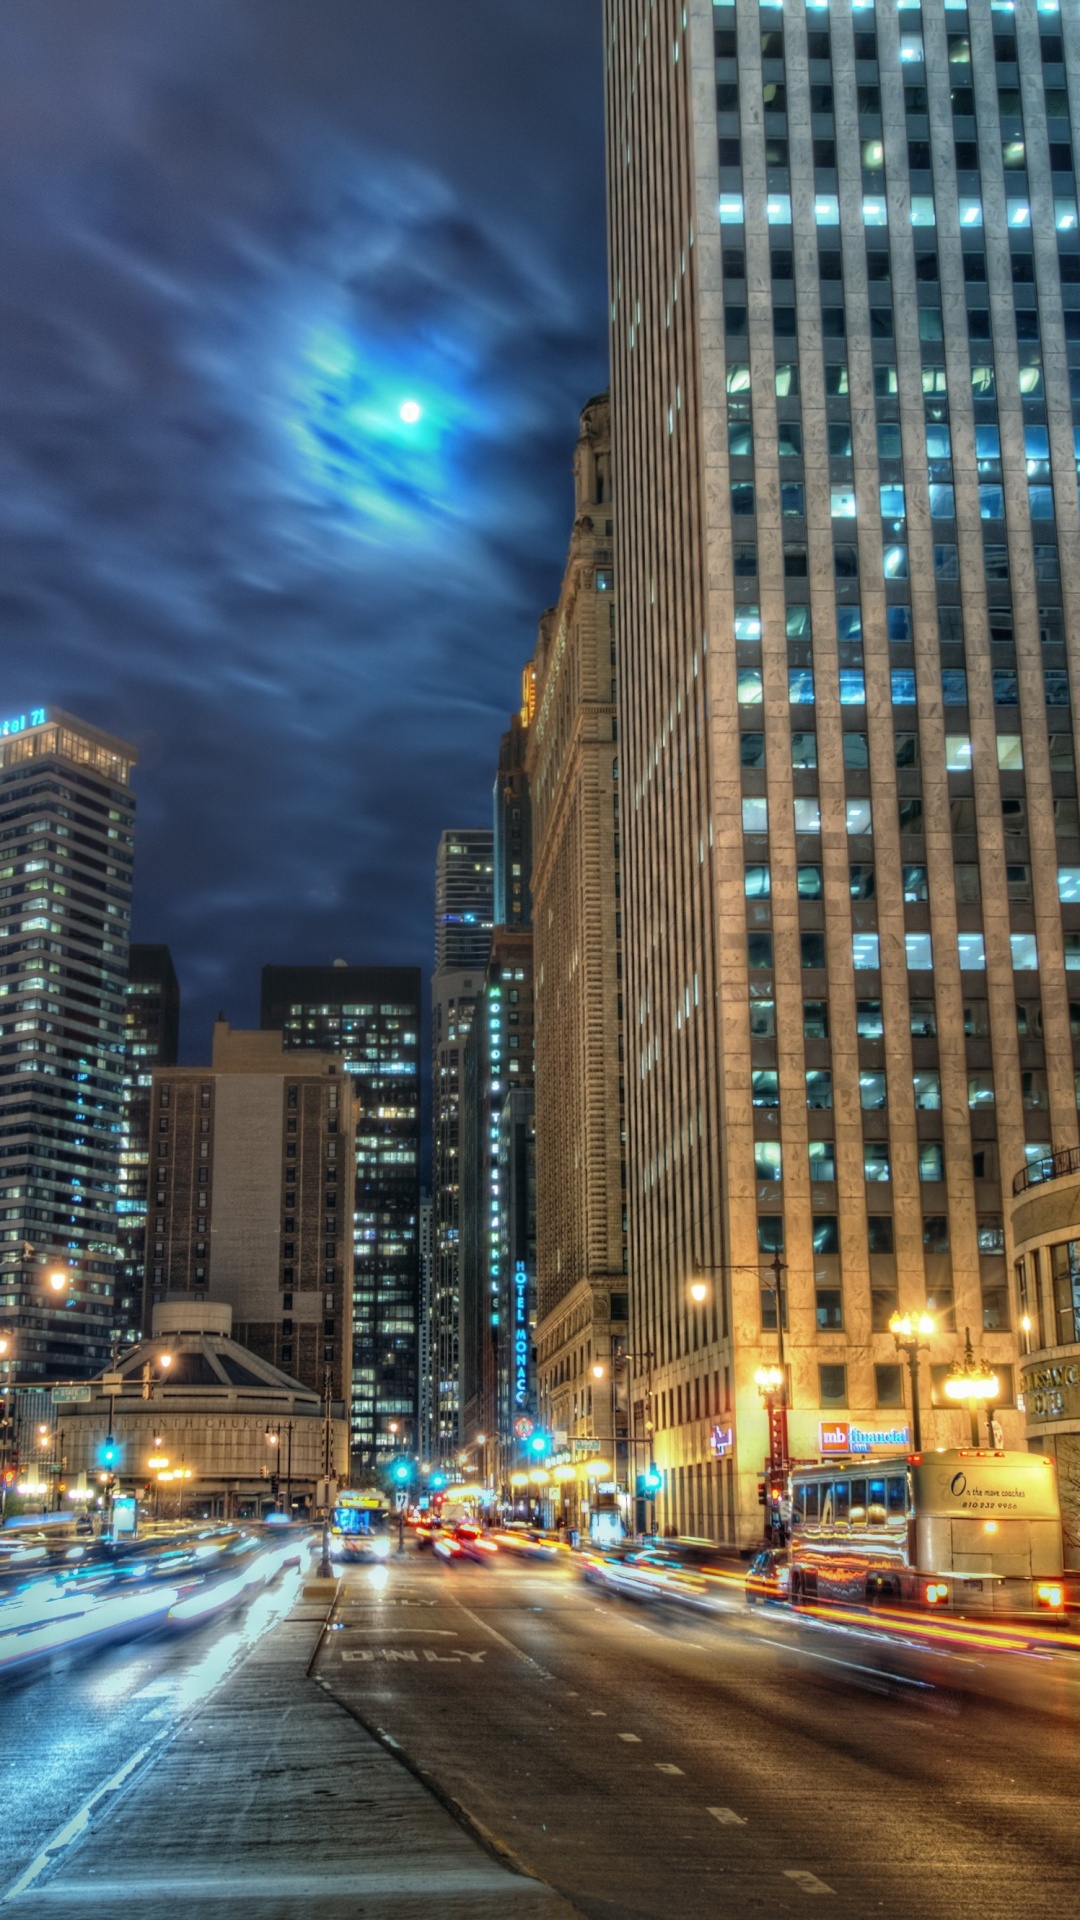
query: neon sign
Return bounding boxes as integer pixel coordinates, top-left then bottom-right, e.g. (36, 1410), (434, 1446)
(513, 1260), (529, 1408)
(0, 708), (47, 740)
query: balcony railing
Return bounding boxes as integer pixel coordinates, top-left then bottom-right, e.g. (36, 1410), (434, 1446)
(1013, 1144), (1080, 1196)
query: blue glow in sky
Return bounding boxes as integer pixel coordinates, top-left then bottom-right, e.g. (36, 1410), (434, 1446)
(0, 0), (607, 1055)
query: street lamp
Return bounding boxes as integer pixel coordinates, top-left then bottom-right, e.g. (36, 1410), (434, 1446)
(944, 1328), (999, 1447)
(888, 1310), (935, 1452)
(265, 1421), (295, 1515)
(754, 1365), (786, 1547)
(688, 1280), (709, 1306)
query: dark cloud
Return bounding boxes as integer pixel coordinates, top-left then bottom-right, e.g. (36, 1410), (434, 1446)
(0, 0), (607, 1052)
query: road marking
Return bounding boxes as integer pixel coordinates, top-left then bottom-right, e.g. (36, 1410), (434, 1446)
(341, 1648), (487, 1665)
(1, 1733), (168, 1903)
(655, 1763), (684, 1775)
(451, 1603), (554, 1679)
(339, 1628), (458, 1638)
(589, 1709), (607, 1717)
(755, 1635), (932, 1691)
(617, 1732), (642, 1743)
(708, 1806), (746, 1827)
(784, 1870), (834, 1894)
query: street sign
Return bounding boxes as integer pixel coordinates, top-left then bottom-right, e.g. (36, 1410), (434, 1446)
(52, 1385), (91, 1404)
(102, 1372), (124, 1397)
(571, 1437), (601, 1457)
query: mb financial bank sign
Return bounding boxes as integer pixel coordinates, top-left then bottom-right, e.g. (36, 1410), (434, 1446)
(819, 1422), (911, 1455)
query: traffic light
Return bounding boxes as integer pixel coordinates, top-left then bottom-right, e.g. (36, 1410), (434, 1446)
(393, 1461), (409, 1485)
(528, 1430), (549, 1457)
(642, 1465), (663, 1496)
(99, 1436), (119, 1470)
(430, 1473), (446, 1490)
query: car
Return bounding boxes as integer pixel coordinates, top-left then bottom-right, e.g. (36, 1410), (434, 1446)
(451, 1521), (498, 1562)
(745, 1547), (790, 1606)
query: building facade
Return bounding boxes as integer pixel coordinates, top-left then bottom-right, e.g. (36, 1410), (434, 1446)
(603, 0), (1080, 1541)
(116, 945), (180, 1347)
(51, 1301), (347, 1520)
(527, 393), (630, 1529)
(494, 713), (533, 933)
(431, 830), (494, 1458)
(0, 706), (136, 1381)
(147, 1024), (354, 1419)
(261, 965), (421, 1474)
(1009, 1149), (1080, 1567)
(418, 1189), (434, 1462)
(459, 928), (535, 1487)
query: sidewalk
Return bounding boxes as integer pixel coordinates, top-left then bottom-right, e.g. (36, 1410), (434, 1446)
(13, 1581), (582, 1920)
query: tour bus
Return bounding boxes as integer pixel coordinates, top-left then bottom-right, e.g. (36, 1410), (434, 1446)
(786, 1449), (1064, 1618)
(328, 1491), (391, 1563)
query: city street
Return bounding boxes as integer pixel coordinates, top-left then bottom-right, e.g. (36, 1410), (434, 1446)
(314, 1549), (1080, 1920)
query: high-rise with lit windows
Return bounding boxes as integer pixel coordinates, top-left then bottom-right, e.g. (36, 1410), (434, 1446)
(0, 707), (136, 1380)
(116, 944), (179, 1346)
(261, 964), (421, 1472)
(431, 830), (494, 1455)
(605, 0), (1080, 1542)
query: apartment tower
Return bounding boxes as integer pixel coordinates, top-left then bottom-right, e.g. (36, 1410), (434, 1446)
(431, 830), (494, 1456)
(605, 0), (1080, 1540)
(527, 395), (630, 1520)
(0, 707), (136, 1380)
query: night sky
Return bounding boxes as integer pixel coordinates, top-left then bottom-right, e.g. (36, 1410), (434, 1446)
(0, 1), (608, 1057)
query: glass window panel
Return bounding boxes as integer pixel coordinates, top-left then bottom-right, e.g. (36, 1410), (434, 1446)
(853, 933), (880, 969)
(1011, 933), (1039, 970)
(906, 932), (933, 969)
(797, 865), (823, 899)
(738, 669), (764, 704)
(860, 1071), (888, 1110)
(846, 798), (873, 835)
(742, 796), (769, 832)
(958, 932), (986, 969)
(913, 1072), (942, 1110)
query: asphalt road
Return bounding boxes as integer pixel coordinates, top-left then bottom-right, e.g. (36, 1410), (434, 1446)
(0, 1557), (306, 1897)
(314, 1549), (1080, 1920)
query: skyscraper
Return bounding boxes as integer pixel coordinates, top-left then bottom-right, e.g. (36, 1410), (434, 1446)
(146, 1024), (354, 1412)
(116, 944), (180, 1346)
(431, 830), (494, 1456)
(459, 928), (535, 1487)
(261, 964), (421, 1473)
(604, 0), (1079, 1541)
(527, 394), (629, 1530)
(0, 706), (136, 1380)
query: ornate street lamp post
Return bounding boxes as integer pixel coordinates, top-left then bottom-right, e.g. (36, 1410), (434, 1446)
(944, 1328), (999, 1447)
(888, 1310), (935, 1452)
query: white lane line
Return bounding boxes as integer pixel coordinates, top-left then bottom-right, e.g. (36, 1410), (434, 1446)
(2, 1732), (170, 1904)
(617, 1732), (642, 1743)
(754, 1635), (932, 1691)
(708, 1807), (746, 1827)
(588, 1709), (607, 1717)
(784, 1869), (834, 1894)
(451, 1603), (554, 1680)
(655, 1763), (684, 1775)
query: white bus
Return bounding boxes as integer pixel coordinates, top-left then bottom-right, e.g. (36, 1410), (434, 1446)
(786, 1449), (1064, 1619)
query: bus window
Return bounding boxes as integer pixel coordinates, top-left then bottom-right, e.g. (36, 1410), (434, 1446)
(820, 1482), (834, 1526)
(850, 1478), (867, 1525)
(887, 1474), (907, 1521)
(835, 1480), (850, 1524)
(804, 1481), (820, 1525)
(791, 1483), (805, 1528)
(868, 1477), (887, 1525)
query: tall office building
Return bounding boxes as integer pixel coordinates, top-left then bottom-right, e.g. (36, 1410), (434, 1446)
(604, 0), (1080, 1541)
(527, 394), (630, 1521)
(0, 707), (136, 1380)
(418, 1190), (434, 1462)
(261, 964), (421, 1473)
(459, 927), (535, 1486)
(146, 1024), (354, 1410)
(431, 830), (494, 1456)
(116, 944), (180, 1345)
